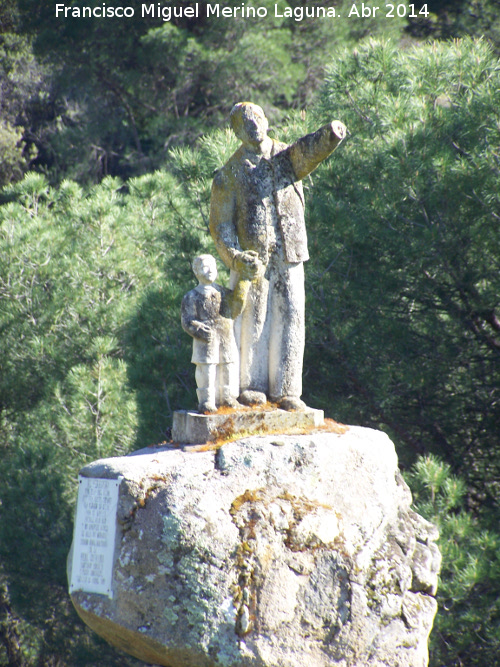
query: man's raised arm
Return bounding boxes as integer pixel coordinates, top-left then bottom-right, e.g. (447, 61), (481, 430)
(287, 121), (347, 181)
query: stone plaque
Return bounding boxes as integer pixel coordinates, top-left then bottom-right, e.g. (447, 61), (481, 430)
(70, 476), (122, 597)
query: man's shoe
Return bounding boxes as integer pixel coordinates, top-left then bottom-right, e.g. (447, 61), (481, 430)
(220, 396), (243, 409)
(277, 396), (307, 412)
(239, 390), (267, 406)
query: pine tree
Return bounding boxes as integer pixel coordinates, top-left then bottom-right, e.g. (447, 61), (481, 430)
(307, 38), (500, 480)
(407, 456), (500, 666)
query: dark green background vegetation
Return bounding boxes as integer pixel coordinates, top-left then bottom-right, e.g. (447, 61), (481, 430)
(1, 1), (499, 665)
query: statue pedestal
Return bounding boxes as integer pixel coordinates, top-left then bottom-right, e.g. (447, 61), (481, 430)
(172, 407), (324, 445)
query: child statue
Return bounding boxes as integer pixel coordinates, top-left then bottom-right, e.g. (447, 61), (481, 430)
(181, 253), (252, 413)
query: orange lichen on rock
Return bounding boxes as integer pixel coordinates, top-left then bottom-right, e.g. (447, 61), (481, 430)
(211, 401), (279, 416)
(179, 413), (349, 452)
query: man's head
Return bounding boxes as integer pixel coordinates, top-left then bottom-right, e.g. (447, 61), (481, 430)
(230, 102), (269, 147)
(192, 254), (217, 285)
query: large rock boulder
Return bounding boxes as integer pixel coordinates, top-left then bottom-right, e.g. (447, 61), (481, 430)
(68, 426), (440, 666)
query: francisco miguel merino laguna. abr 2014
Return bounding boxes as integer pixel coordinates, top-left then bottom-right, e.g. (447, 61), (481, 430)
(55, 3), (339, 21)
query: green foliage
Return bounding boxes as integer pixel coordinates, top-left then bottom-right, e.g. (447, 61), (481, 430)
(0, 31), (46, 185)
(8, 0), (408, 184)
(406, 0), (500, 49)
(408, 455), (500, 667)
(0, 120), (26, 184)
(0, 166), (216, 663)
(12, 0), (302, 181)
(0, 168), (212, 450)
(5, 0), (500, 188)
(307, 39), (500, 482)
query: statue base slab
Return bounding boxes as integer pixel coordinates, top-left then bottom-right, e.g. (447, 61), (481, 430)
(172, 407), (324, 445)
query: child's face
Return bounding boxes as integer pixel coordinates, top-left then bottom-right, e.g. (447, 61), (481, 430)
(195, 256), (217, 284)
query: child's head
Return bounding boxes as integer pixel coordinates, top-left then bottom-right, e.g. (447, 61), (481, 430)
(192, 254), (217, 284)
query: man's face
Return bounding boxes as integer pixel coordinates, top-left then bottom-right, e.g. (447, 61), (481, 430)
(195, 256), (217, 284)
(232, 104), (268, 146)
(242, 107), (268, 144)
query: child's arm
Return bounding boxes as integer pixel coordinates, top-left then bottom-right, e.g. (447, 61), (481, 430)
(181, 293), (213, 341)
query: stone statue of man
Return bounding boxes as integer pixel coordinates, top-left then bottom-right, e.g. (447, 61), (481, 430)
(209, 102), (346, 411)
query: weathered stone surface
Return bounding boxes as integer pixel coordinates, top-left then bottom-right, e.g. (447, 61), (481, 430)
(68, 426), (439, 667)
(209, 102), (346, 408)
(181, 254), (252, 413)
(172, 406), (324, 444)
